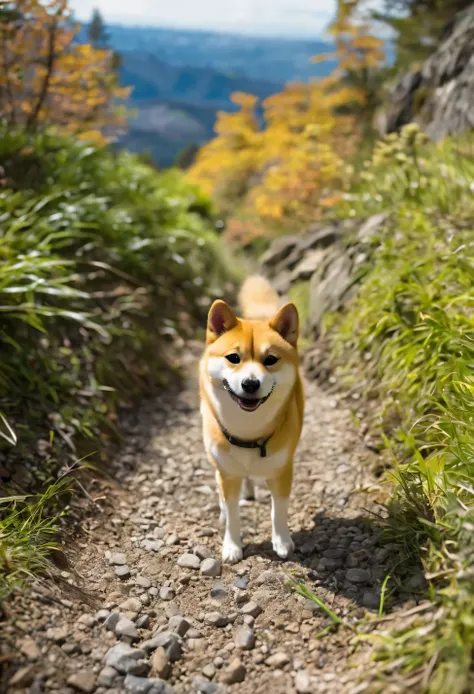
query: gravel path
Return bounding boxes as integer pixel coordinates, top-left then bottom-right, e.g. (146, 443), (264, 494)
(1, 343), (391, 694)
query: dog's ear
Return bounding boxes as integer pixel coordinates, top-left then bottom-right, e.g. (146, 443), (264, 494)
(207, 300), (238, 342)
(269, 302), (299, 347)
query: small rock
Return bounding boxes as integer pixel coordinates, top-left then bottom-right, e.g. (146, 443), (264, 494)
(141, 539), (163, 552)
(97, 666), (118, 687)
(77, 614), (96, 629)
(141, 632), (182, 662)
(295, 670), (312, 693)
(200, 558), (221, 577)
(17, 637), (40, 660)
(67, 670), (97, 693)
(116, 617), (139, 641)
(346, 568), (370, 584)
(8, 665), (35, 688)
(362, 592), (380, 610)
(234, 575), (249, 590)
(116, 565), (131, 580)
(124, 674), (172, 694)
(166, 535), (180, 546)
(109, 552), (127, 566)
(104, 612), (120, 632)
(221, 658), (246, 684)
(120, 597), (142, 613)
(205, 612), (228, 627)
(137, 614), (150, 629)
(265, 651), (290, 668)
(104, 643), (146, 674)
(177, 553), (200, 570)
(210, 583), (227, 599)
(151, 647), (171, 679)
(192, 676), (224, 693)
(45, 626), (68, 643)
(240, 602), (262, 618)
(187, 628), (203, 639)
(234, 625), (255, 650)
(346, 554), (359, 568)
(160, 587), (175, 601)
(124, 675), (153, 694)
(194, 545), (212, 560)
(202, 663), (216, 680)
(136, 575), (152, 589)
(168, 616), (190, 637)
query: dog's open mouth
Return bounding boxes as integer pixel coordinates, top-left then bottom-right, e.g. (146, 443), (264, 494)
(222, 379), (274, 412)
(228, 391), (262, 412)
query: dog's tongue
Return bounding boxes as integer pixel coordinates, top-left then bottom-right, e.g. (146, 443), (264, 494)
(238, 397), (261, 412)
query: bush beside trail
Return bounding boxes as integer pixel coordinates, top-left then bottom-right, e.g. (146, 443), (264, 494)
(0, 125), (231, 597)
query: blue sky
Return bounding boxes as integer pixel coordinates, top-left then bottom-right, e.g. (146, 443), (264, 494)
(70, 0), (337, 37)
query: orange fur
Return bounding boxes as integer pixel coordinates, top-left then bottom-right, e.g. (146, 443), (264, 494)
(199, 275), (304, 563)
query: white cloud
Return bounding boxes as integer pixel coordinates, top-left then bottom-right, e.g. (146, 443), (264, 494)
(70, 0), (336, 37)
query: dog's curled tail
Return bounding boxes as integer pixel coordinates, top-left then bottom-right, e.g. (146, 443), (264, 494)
(239, 275), (281, 321)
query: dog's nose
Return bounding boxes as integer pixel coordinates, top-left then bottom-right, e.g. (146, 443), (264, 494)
(241, 377), (260, 394)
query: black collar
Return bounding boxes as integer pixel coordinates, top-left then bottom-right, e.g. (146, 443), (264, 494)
(220, 425), (272, 458)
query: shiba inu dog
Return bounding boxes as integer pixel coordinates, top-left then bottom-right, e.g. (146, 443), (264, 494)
(200, 276), (304, 563)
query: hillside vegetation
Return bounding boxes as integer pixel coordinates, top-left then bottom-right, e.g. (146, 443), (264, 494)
(0, 1), (230, 598)
(330, 127), (474, 693)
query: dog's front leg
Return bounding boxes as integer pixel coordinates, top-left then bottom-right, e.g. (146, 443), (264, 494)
(267, 462), (295, 559)
(216, 471), (243, 563)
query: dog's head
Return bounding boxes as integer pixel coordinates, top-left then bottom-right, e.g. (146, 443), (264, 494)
(203, 300), (299, 413)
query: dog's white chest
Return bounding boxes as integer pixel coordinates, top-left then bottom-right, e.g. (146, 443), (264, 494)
(210, 441), (288, 479)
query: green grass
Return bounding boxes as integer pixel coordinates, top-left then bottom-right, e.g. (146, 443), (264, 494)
(0, 124), (233, 598)
(326, 126), (474, 692)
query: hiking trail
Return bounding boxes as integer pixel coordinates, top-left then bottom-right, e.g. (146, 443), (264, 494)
(2, 342), (390, 694)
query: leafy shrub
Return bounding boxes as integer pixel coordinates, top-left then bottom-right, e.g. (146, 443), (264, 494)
(0, 125), (229, 593)
(329, 127), (474, 692)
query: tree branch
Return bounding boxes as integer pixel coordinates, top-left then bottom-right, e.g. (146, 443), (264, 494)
(27, 13), (58, 129)
(0, 27), (16, 124)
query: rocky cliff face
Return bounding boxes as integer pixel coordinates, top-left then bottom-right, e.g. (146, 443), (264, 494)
(379, 4), (474, 140)
(260, 213), (389, 340)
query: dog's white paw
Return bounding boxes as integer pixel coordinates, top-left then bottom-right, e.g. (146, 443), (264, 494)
(222, 540), (243, 564)
(272, 534), (295, 559)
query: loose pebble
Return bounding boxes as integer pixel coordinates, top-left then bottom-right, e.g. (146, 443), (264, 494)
(200, 558), (221, 577)
(177, 553), (201, 569)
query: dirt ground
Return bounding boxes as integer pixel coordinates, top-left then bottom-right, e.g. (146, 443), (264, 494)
(1, 342), (407, 694)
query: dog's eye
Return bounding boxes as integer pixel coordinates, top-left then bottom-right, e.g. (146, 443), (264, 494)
(226, 353), (240, 364)
(264, 355), (279, 366)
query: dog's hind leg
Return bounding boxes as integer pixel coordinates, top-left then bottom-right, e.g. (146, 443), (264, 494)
(266, 461), (295, 559)
(240, 477), (255, 502)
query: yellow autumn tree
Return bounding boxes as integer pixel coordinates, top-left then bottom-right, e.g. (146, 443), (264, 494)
(188, 0), (385, 245)
(187, 92), (261, 216)
(314, 0), (385, 121)
(0, 0), (130, 142)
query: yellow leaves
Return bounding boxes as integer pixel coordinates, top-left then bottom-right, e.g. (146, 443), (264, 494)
(320, 195), (343, 207)
(352, 34), (384, 51)
(312, 52), (336, 64)
(231, 92), (259, 110)
(77, 130), (106, 145)
(0, 0), (129, 138)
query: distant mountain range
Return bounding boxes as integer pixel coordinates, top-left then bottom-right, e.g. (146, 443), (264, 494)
(94, 25), (337, 167)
